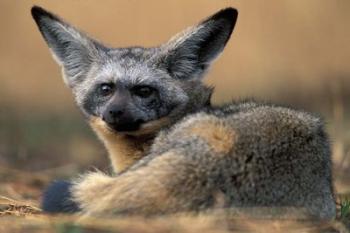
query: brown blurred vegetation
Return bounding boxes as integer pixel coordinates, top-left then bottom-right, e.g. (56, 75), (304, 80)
(0, 1), (349, 231)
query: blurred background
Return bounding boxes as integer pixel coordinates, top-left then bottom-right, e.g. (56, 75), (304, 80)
(0, 0), (349, 195)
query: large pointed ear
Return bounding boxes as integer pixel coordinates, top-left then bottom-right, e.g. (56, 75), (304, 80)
(159, 8), (238, 80)
(31, 6), (105, 87)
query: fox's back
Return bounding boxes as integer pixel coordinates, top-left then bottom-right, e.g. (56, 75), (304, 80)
(150, 101), (335, 219)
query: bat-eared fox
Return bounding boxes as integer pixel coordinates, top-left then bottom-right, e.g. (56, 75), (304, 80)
(31, 6), (336, 219)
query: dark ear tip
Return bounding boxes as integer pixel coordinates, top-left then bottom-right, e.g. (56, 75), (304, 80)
(31, 5), (58, 23)
(207, 7), (238, 23)
(31, 6), (46, 20)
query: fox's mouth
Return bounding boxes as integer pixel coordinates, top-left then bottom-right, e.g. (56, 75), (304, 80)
(106, 119), (145, 133)
(104, 117), (170, 136)
(90, 116), (171, 137)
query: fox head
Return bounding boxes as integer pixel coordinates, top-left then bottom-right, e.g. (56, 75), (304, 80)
(32, 6), (238, 136)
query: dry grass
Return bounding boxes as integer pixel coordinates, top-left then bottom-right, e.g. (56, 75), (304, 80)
(0, 196), (41, 217)
(0, 207), (348, 233)
(0, 200), (349, 233)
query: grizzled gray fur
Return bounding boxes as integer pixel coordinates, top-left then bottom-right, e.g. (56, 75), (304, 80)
(32, 6), (336, 219)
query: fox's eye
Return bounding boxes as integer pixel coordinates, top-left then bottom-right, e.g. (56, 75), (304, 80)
(132, 86), (155, 98)
(99, 83), (114, 96)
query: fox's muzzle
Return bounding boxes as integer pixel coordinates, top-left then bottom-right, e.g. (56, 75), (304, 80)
(102, 104), (145, 132)
(100, 91), (142, 132)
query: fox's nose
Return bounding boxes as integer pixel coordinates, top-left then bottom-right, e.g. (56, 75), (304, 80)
(109, 109), (124, 118)
(102, 105), (125, 124)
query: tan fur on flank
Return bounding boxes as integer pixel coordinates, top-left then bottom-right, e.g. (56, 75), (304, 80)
(186, 119), (236, 154)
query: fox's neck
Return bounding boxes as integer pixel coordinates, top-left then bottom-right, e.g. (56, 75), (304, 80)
(89, 117), (155, 173)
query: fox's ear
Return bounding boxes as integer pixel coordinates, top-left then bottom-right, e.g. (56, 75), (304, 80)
(159, 8), (238, 80)
(31, 6), (105, 87)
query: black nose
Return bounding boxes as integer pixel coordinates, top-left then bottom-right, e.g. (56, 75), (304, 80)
(109, 109), (123, 118)
(102, 105), (125, 124)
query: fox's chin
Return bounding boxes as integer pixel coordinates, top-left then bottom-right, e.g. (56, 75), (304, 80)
(109, 117), (171, 136)
(109, 120), (144, 133)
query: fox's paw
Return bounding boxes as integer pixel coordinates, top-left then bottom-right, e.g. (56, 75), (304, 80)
(42, 180), (80, 213)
